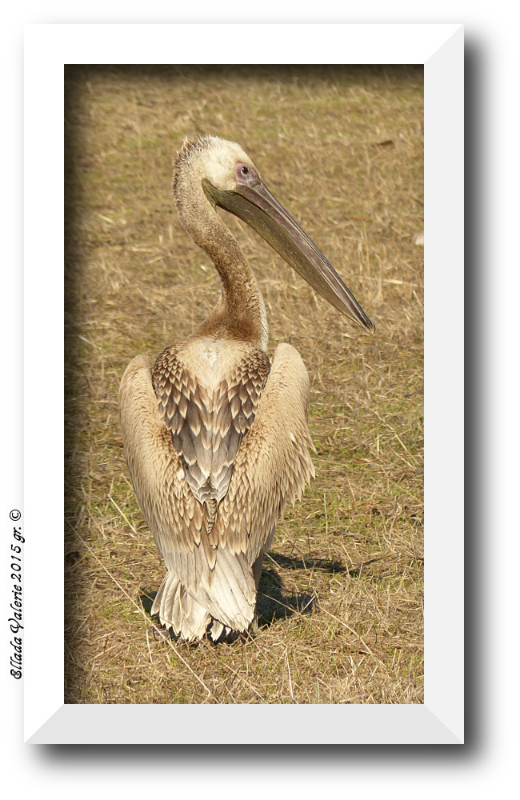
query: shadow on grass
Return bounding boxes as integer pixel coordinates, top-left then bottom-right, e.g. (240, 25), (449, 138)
(256, 566), (315, 628)
(268, 551), (347, 574)
(268, 550), (389, 580)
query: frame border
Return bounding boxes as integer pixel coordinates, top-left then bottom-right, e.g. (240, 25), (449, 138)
(23, 22), (463, 744)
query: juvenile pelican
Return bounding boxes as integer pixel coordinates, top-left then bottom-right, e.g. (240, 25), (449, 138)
(120, 136), (373, 642)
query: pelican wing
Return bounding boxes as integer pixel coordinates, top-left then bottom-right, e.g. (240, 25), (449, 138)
(119, 353), (265, 638)
(119, 354), (205, 558)
(210, 342), (316, 563)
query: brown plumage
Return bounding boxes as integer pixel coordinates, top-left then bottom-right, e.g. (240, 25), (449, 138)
(120, 136), (373, 641)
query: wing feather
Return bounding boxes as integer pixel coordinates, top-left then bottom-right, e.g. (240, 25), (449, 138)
(211, 343), (315, 563)
(120, 353), (264, 635)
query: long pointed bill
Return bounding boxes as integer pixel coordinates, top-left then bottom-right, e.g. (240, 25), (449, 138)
(203, 177), (375, 332)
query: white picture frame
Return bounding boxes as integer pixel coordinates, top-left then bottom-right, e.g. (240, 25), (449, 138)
(21, 22), (463, 744)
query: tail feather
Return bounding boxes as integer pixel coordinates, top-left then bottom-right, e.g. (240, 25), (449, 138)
(151, 549), (257, 641)
(199, 547), (256, 630)
(152, 571), (212, 641)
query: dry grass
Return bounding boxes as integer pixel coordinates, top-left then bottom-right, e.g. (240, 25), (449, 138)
(64, 65), (424, 704)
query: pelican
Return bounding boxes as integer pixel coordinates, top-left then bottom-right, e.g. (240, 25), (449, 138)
(120, 136), (374, 642)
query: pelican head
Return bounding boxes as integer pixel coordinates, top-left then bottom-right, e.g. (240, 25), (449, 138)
(174, 136), (374, 332)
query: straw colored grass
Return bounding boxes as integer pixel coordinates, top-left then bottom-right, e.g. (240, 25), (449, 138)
(64, 65), (423, 704)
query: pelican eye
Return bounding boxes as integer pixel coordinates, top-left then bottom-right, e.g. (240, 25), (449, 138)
(235, 161), (259, 187)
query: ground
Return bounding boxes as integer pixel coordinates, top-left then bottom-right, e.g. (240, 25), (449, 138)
(64, 65), (423, 704)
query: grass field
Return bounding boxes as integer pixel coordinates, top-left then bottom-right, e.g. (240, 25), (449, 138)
(64, 65), (424, 704)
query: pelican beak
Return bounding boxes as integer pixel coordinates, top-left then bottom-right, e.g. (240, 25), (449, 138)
(203, 177), (375, 332)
